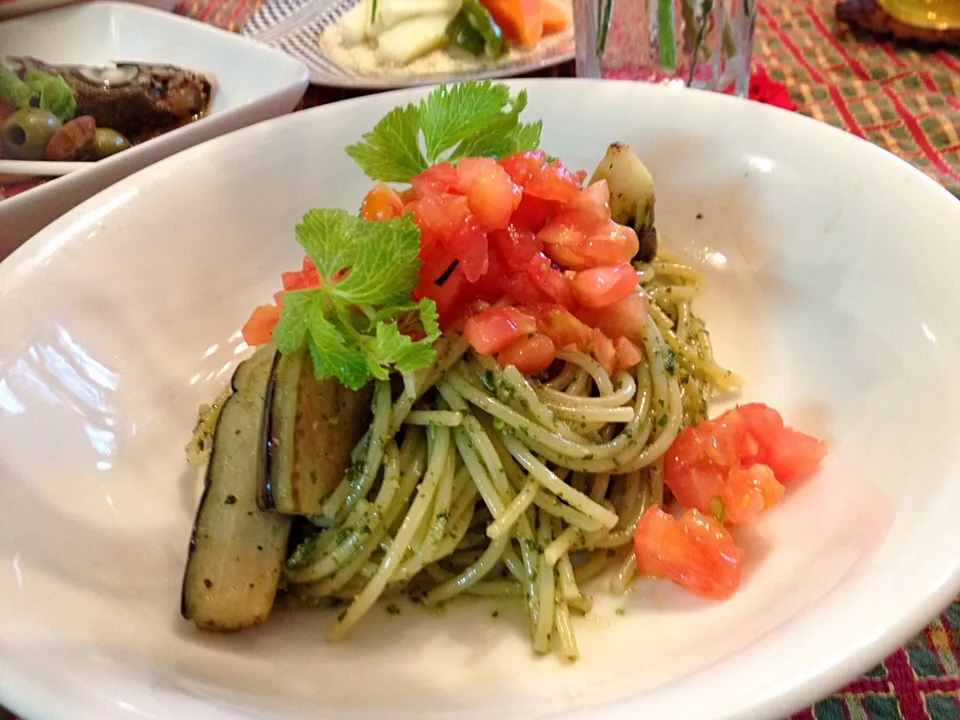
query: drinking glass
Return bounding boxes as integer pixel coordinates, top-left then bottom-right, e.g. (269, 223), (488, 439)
(574, 0), (758, 97)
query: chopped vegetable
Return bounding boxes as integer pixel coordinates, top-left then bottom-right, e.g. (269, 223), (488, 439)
(0, 65), (34, 110)
(377, 0), (462, 30)
(44, 115), (96, 161)
(340, 0), (373, 45)
(464, 306), (537, 354)
(452, 0), (504, 59)
(542, 0), (570, 32)
(345, 81), (542, 183)
(634, 505), (744, 600)
(497, 331), (555, 373)
(376, 12), (458, 65)
(480, 0), (543, 47)
(571, 261), (640, 309)
(23, 68), (76, 124)
(663, 403), (826, 525)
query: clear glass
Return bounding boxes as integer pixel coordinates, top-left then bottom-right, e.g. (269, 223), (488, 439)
(574, 0), (758, 97)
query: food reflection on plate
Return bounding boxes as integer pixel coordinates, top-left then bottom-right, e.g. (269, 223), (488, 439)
(0, 57), (214, 200)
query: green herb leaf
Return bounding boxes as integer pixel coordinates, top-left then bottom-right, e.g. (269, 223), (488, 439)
(345, 81), (540, 183)
(420, 82), (509, 163)
(345, 104), (427, 183)
(274, 209), (439, 389)
(0, 66), (35, 109)
(23, 69), (76, 123)
(451, 90), (541, 159)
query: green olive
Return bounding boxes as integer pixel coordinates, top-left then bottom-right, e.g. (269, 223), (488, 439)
(84, 127), (132, 160)
(1, 109), (62, 161)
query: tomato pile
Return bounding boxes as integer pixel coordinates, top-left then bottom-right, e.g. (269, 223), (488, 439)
(357, 151), (648, 375)
(633, 403), (827, 600)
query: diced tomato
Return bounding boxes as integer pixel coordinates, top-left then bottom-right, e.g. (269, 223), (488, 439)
(497, 332), (555, 373)
(399, 187), (418, 204)
(498, 150), (548, 186)
(510, 193), (555, 233)
(412, 193), (472, 256)
(573, 170), (588, 185)
(664, 404), (826, 525)
(722, 464), (785, 525)
(634, 505), (744, 600)
(590, 328), (617, 374)
(45, 115), (96, 161)
(360, 182), (404, 221)
(615, 336), (643, 371)
(526, 305), (594, 351)
(567, 180), (611, 220)
(415, 264), (467, 328)
(524, 159), (583, 204)
(279, 256), (322, 292)
(523, 252), (575, 307)
(489, 224), (542, 270)
(572, 262), (640, 309)
(457, 157), (521, 232)
(538, 211), (639, 270)
(574, 292), (649, 345)
(411, 162), (462, 197)
(446, 213), (489, 282)
(241, 304), (280, 346)
(464, 306), (538, 355)
(759, 428), (828, 484)
(0, 99), (15, 126)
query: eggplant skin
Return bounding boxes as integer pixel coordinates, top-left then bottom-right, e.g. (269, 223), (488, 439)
(260, 348), (373, 515)
(181, 347), (292, 631)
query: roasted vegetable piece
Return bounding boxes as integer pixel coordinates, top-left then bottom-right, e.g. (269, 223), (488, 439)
(45, 115), (96, 161)
(84, 127), (132, 159)
(589, 142), (658, 262)
(181, 346), (292, 631)
(1, 108), (61, 160)
(260, 347), (373, 515)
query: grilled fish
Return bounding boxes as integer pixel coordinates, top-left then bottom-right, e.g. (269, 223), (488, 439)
(5, 57), (214, 142)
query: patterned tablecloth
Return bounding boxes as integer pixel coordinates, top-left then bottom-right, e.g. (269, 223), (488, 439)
(2, 1), (959, 719)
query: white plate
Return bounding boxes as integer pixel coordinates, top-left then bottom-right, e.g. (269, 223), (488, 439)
(0, 0), (177, 23)
(0, 1), (309, 259)
(242, 0), (574, 87)
(2, 79), (960, 720)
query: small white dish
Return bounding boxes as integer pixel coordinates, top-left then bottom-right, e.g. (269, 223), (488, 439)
(243, 0), (574, 87)
(0, 1), (309, 259)
(0, 0), (177, 22)
(0, 159), (88, 177)
(1, 79), (960, 720)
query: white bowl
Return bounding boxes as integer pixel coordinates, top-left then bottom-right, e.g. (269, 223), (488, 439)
(1, 79), (959, 720)
(0, 1), (309, 258)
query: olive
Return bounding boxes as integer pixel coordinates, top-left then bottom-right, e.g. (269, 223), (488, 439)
(1, 109), (62, 161)
(84, 127), (132, 160)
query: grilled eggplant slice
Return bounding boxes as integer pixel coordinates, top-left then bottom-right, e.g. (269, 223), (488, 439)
(590, 143), (658, 262)
(182, 346), (292, 631)
(260, 348), (373, 515)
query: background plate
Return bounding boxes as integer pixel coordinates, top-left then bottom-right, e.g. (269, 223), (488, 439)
(242, 0), (574, 87)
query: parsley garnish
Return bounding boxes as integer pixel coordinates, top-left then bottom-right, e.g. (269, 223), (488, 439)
(346, 81), (542, 183)
(272, 210), (440, 390)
